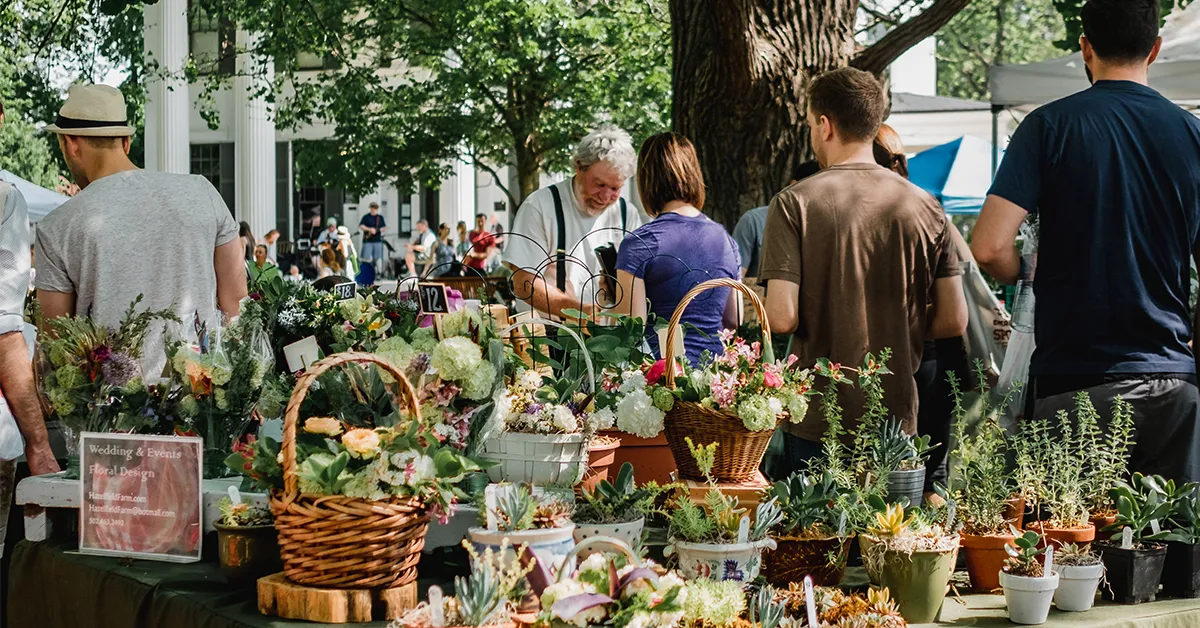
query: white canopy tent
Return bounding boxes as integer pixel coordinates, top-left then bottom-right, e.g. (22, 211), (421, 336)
(987, 3), (1200, 170)
(0, 170), (68, 223)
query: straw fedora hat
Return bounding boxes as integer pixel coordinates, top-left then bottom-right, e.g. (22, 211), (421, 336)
(43, 84), (135, 137)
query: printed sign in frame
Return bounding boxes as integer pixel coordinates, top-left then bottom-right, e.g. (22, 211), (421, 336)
(79, 432), (204, 563)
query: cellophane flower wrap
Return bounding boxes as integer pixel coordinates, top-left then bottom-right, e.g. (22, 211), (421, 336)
(38, 295), (182, 439)
(538, 553), (686, 628)
(646, 329), (817, 432)
(226, 416), (481, 522)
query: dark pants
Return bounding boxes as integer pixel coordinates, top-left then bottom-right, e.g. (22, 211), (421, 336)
(914, 338), (968, 492)
(1026, 376), (1200, 484)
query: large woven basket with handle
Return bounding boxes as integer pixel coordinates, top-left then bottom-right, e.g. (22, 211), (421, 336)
(662, 278), (777, 482)
(270, 351), (429, 589)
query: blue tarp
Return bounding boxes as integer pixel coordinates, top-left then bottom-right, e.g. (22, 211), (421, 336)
(0, 170), (68, 222)
(908, 136), (1001, 215)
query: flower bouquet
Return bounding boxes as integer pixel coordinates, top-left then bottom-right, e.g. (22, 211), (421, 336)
(166, 303), (277, 477)
(38, 295), (181, 460)
(650, 278), (818, 481)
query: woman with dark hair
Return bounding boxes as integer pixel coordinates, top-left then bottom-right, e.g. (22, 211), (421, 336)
(433, 223), (459, 276)
(614, 132), (741, 365)
(239, 221), (254, 261)
(874, 123), (966, 500)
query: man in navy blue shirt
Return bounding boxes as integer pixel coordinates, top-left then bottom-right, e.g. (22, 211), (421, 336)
(973, 0), (1200, 483)
(358, 202), (387, 273)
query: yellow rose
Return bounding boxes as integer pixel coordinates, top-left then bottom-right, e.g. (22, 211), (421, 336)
(342, 428), (381, 459)
(304, 417), (344, 437)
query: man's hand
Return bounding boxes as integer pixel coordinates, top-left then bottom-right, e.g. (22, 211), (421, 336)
(24, 441), (59, 476)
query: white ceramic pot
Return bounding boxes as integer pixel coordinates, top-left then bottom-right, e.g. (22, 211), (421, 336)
(468, 525), (577, 572)
(666, 538), (777, 582)
(1054, 563), (1104, 612)
(1001, 570), (1060, 625)
(483, 432), (589, 485)
(573, 518), (645, 556)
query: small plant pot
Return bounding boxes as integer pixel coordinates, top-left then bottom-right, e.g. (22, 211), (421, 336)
(599, 430), (675, 484)
(1054, 562), (1103, 612)
(1001, 570), (1059, 625)
(960, 532), (1016, 593)
(1089, 512), (1117, 534)
(572, 518), (644, 555)
(468, 525), (577, 572)
(213, 523), (281, 585)
(1005, 495), (1027, 531)
(1096, 541), (1168, 604)
(884, 467), (925, 508)
(763, 535), (853, 587)
(1162, 541), (1200, 599)
(579, 435), (621, 494)
(665, 538), (777, 582)
(877, 546), (958, 624)
(1026, 521), (1095, 550)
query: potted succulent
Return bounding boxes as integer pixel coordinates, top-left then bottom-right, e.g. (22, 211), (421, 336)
(1014, 411), (1094, 549)
(1076, 395), (1136, 532)
(400, 540), (532, 628)
(213, 497), (280, 584)
(1095, 473), (1173, 604)
(678, 579), (746, 628)
(870, 418), (936, 508)
(1000, 529), (1058, 625)
(1053, 543), (1104, 612)
(946, 373), (1017, 593)
(664, 439), (783, 582)
(860, 503), (958, 624)
(468, 484), (577, 572)
(1161, 478), (1200, 598)
(573, 462), (651, 550)
(761, 469), (852, 587)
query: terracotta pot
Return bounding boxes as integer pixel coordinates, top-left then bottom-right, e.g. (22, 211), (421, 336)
(960, 532), (1016, 593)
(580, 435), (621, 493)
(1026, 522), (1095, 550)
(1005, 495), (1027, 531)
(599, 430), (676, 484)
(763, 535), (853, 587)
(214, 523), (281, 585)
(1090, 513), (1118, 536)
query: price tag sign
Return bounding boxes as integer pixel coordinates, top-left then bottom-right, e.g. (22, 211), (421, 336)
(946, 500), (957, 531)
(332, 281), (357, 301)
(1121, 527), (1134, 550)
(837, 510), (847, 538)
(1151, 519), (1161, 535)
(79, 433), (203, 563)
(803, 576), (818, 628)
(418, 282), (451, 315)
(283, 335), (320, 373)
(1043, 546), (1054, 575)
(737, 516), (750, 544)
(429, 586), (445, 628)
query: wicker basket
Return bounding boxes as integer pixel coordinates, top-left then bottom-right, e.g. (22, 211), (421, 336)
(270, 352), (430, 589)
(662, 278), (777, 482)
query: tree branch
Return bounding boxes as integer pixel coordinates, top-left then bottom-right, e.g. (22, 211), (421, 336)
(852, 0), (974, 76)
(469, 150), (517, 210)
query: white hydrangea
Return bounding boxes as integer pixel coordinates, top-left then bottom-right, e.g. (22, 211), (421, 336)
(590, 407), (616, 431)
(616, 389), (665, 438)
(551, 405), (578, 433)
(619, 371), (646, 394)
(433, 422), (456, 441)
(579, 552), (608, 576)
(519, 369), (544, 391)
(768, 396), (784, 418)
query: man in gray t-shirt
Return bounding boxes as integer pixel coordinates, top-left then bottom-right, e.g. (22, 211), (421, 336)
(36, 85), (247, 374)
(732, 206), (767, 279)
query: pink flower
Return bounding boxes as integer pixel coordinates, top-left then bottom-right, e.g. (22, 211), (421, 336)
(647, 360), (667, 385)
(763, 364), (783, 389)
(711, 373), (739, 408)
(718, 329), (736, 345)
(786, 354), (799, 367)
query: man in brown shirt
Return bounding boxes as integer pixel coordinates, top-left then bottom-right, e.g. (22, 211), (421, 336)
(759, 67), (967, 466)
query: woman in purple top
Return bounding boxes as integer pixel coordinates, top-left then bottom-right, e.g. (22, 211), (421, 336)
(615, 132), (741, 365)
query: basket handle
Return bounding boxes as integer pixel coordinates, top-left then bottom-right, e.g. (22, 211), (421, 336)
(499, 318), (595, 394)
(555, 536), (641, 583)
(280, 351), (421, 499)
(663, 278), (772, 389)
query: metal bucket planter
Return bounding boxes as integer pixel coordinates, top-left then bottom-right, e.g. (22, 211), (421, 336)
(483, 432), (589, 485)
(884, 467), (925, 508)
(214, 523), (281, 585)
(666, 538), (777, 582)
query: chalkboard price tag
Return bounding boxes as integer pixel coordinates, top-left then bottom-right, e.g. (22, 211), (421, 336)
(418, 282), (451, 315)
(332, 281), (356, 301)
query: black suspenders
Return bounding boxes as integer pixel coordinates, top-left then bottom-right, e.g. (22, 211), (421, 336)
(549, 183), (627, 295)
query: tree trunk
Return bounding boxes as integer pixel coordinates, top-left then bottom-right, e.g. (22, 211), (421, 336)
(671, 0), (857, 230)
(514, 137), (544, 207)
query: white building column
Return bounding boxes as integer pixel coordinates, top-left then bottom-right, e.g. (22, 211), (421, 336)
(452, 156), (477, 228)
(142, 0), (190, 173)
(234, 31), (277, 240)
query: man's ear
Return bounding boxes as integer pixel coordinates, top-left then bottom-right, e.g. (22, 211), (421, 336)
(1147, 36), (1163, 66)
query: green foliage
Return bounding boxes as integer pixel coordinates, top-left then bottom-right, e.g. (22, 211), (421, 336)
(668, 438), (781, 544)
(1080, 396), (1136, 515)
(1056, 542), (1101, 567)
(749, 586), (785, 628)
(494, 484), (537, 532)
(769, 470), (844, 537)
(937, 0), (1066, 100)
(1105, 473), (1178, 545)
(1053, 0), (1186, 52)
(1013, 398), (1097, 529)
(296, 450), (352, 494)
(1003, 528), (1047, 577)
(455, 557), (507, 628)
(575, 462), (651, 525)
(216, 497), (273, 527)
(1165, 481), (1200, 545)
(870, 418), (936, 473)
(946, 368), (1015, 536)
(681, 580), (745, 628)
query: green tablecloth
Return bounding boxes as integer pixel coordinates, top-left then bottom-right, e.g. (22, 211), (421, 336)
(10, 540), (1200, 628)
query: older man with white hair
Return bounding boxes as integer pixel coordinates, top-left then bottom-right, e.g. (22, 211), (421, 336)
(504, 126), (647, 319)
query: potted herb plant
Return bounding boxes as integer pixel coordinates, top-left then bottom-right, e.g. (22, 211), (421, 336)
(573, 462), (651, 550)
(860, 503), (958, 624)
(1076, 395), (1136, 532)
(664, 439), (783, 582)
(213, 497), (280, 584)
(761, 470), (852, 587)
(1095, 473), (1173, 604)
(946, 373), (1017, 593)
(1054, 543), (1104, 612)
(1000, 529), (1058, 625)
(468, 484), (577, 572)
(871, 418), (936, 508)
(1014, 410), (1095, 548)
(1161, 478), (1200, 598)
